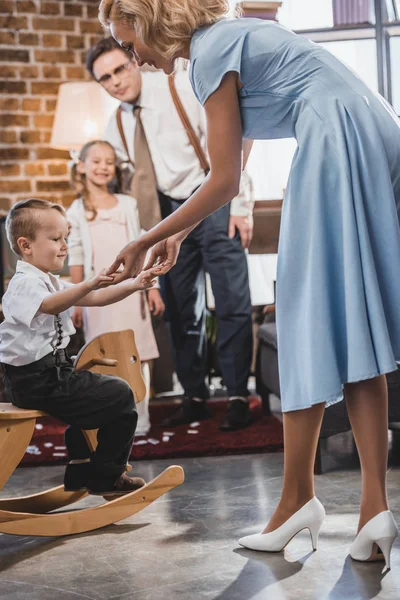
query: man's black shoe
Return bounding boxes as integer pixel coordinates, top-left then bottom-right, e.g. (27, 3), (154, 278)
(161, 397), (210, 427)
(219, 397), (252, 431)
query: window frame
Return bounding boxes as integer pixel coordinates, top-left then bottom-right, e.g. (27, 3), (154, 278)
(294, 0), (400, 108)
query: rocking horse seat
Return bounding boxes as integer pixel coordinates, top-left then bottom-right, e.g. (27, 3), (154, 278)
(0, 404), (46, 419)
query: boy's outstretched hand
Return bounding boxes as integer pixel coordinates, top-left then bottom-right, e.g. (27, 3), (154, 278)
(88, 270), (115, 290)
(133, 270), (157, 292)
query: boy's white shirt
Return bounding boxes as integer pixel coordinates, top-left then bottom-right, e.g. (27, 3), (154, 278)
(103, 70), (254, 217)
(67, 193), (159, 287)
(0, 261), (76, 366)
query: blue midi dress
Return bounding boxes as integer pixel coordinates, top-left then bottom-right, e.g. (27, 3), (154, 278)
(189, 18), (400, 412)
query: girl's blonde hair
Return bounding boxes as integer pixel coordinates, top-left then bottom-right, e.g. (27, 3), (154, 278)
(99, 0), (232, 61)
(70, 140), (122, 221)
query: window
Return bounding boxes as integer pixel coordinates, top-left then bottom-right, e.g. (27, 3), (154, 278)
(390, 37), (400, 113)
(319, 40), (379, 92)
(278, 0), (333, 30)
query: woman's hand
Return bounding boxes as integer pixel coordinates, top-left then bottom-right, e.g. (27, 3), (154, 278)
(107, 240), (149, 284)
(147, 288), (165, 316)
(144, 236), (183, 275)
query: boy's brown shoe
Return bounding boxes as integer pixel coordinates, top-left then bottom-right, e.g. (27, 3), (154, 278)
(88, 472), (146, 497)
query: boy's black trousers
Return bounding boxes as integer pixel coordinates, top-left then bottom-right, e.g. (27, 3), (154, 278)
(1, 349), (138, 480)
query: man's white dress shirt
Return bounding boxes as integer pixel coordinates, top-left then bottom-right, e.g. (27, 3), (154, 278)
(104, 70), (253, 216)
(0, 261), (75, 366)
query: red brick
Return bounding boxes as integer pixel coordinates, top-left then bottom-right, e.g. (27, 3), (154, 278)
(61, 192), (77, 207)
(0, 130), (17, 143)
(87, 5), (99, 18)
(0, 16), (28, 29)
(42, 33), (62, 48)
(89, 35), (103, 46)
(0, 1), (14, 14)
(19, 65), (39, 78)
(48, 162), (68, 176)
(0, 197), (11, 211)
(31, 81), (60, 95)
(36, 179), (71, 192)
(0, 164), (20, 177)
(20, 130), (41, 143)
(0, 65), (17, 78)
(25, 163), (45, 176)
(41, 130), (51, 142)
(34, 49), (75, 64)
(40, 2), (60, 15)
(0, 180), (32, 193)
(22, 97), (42, 111)
(42, 65), (62, 78)
(0, 81), (26, 94)
(19, 32), (39, 45)
(0, 113), (29, 127)
(0, 31), (16, 44)
(66, 66), (87, 80)
(16, 1), (37, 13)
(45, 98), (56, 111)
(0, 97), (19, 110)
(32, 17), (74, 31)
(0, 147), (29, 160)
(64, 4), (83, 17)
(0, 48), (29, 63)
(79, 20), (102, 34)
(33, 114), (54, 128)
(66, 35), (84, 49)
(36, 147), (70, 160)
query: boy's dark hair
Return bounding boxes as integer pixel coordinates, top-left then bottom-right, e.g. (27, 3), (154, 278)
(5, 198), (66, 257)
(86, 36), (131, 78)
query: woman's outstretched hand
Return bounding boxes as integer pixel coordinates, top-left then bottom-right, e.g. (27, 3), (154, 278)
(144, 236), (183, 275)
(106, 240), (148, 284)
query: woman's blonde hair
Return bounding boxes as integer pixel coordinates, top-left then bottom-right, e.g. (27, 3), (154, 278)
(99, 0), (232, 60)
(70, 140), (122, 222)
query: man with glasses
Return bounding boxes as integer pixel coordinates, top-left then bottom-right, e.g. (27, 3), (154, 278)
(86, 37), (254, 431)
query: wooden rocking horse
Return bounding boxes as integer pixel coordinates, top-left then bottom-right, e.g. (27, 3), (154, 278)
(0, 329), (184, 537)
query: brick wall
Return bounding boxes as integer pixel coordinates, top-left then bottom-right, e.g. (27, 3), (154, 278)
(0, 0), (104, 211)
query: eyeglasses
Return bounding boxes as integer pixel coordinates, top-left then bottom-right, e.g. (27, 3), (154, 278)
(96, 60), (133, 87)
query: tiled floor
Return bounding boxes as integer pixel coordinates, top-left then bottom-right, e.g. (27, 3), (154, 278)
(1, 434), (399, 600)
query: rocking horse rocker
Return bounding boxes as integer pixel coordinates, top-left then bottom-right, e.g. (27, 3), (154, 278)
(0, 330), (184, 537)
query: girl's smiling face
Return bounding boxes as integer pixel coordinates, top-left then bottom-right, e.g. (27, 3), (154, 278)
(78, 142), (116, 187)
(110, 21), (176, 75)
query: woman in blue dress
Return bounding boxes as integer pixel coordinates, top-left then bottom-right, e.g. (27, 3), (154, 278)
(99, 0), (399, 566)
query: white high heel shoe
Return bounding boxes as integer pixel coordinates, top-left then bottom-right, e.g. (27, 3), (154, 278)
(349, 511), (398, 571)
(238, 497), (325, 552)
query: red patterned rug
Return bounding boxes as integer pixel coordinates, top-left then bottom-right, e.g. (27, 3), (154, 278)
(20, 396), (283, 466)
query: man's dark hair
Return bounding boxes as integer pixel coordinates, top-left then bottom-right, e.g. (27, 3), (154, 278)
(86, 37), (131, 78)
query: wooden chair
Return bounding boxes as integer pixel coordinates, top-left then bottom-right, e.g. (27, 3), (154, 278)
(0, 329), (184, 537)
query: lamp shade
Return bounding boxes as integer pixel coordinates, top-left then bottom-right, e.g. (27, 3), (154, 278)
(50, 81), (119, 150)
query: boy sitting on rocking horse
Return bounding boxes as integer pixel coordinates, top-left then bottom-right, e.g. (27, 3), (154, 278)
(0, 198), (156, 497)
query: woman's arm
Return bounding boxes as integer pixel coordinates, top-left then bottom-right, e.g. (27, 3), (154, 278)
(107, 72), (243, 280)
(143, 72), (242, 243)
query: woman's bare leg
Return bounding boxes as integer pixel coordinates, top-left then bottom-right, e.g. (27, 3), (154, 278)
(263, 402), (325, 533)
(344, 374), (389, 532)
